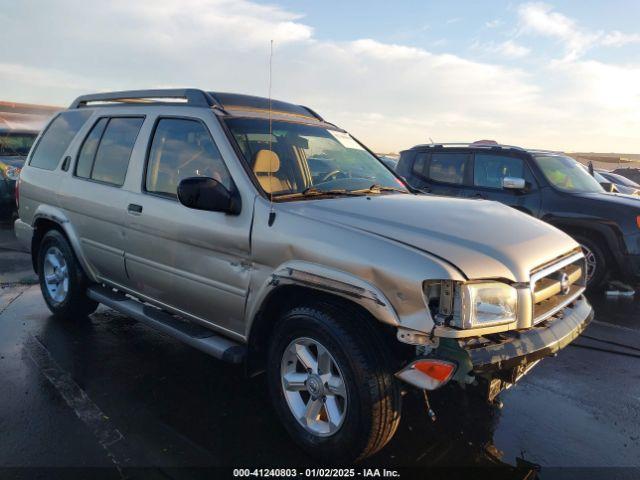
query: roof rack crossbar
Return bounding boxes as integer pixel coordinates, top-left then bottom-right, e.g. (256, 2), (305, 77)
(69, 89), (219, 109)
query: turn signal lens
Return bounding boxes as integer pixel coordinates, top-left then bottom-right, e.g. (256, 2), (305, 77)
(395, 359), (457, 390)
(636, 216), (640, 229)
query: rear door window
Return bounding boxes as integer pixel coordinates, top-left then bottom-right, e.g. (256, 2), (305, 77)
(30, 110), (92, 170)
(76, 117), (144, 186)
(428, 153), (469, 184)
(76, 118), (108, 178)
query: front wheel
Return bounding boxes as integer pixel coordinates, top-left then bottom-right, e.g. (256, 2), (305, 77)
(37, 229), (98, 318)
(574, 235), (607, 290)
(267, 302), (401, 462)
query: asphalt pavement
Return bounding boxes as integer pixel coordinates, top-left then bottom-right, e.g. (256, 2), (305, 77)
(1, 224), (640, 479)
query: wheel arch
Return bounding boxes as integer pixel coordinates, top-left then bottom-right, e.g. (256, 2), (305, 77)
(246, 283), (403, 377)
(548, 219), (621, 267)
(30, 207), (97, 281)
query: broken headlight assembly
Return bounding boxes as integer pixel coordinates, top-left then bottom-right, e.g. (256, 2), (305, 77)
(424, 280), (518, 329)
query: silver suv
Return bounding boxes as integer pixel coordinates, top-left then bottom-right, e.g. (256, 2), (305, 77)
(15, 89), (593, 462)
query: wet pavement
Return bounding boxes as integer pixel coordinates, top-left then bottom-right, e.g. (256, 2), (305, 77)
(1, 224), (640, 478)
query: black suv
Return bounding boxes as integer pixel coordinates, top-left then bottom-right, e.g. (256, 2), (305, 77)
(397, 143), (640, 288)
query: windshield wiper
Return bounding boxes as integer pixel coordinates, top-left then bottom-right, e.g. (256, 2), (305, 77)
(351, 184), (408, 195)
(273, 187), (364, 200)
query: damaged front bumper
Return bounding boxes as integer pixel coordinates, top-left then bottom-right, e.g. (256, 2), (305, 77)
(397, 294), (593, 394)
(465, 294), (593, 374)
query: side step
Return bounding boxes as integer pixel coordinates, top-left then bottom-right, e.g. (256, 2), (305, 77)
(87, 286), (246, 363)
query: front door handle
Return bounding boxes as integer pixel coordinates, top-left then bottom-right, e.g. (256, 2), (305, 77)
(127, 203), (143, 214)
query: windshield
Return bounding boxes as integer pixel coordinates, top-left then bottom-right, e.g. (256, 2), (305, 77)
(0, 132), (37, 157)
(534, 154), (604, 194)
(225, 118), (406, 199)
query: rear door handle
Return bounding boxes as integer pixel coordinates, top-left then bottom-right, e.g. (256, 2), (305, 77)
(127, 203), (143, 214)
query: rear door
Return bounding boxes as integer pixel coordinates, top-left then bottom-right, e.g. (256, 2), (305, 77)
(467, 152), (541, 216)
(408, 151), (473, 197)
(60, 115), (145, 286)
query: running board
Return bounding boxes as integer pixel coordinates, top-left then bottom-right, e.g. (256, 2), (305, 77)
(87, 286), (246, 363)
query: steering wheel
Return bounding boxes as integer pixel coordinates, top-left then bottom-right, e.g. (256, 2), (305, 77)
(320, 170), (347, 183)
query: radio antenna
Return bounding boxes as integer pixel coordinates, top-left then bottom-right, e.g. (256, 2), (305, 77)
(268, 39), (276, 227)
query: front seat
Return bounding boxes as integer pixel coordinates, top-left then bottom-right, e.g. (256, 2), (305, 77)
(253, 149), (292, 194)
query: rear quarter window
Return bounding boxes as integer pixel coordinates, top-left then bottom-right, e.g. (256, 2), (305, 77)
(29, 110), (92, 170)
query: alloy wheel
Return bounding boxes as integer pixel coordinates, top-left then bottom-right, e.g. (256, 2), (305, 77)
(43, 246), (69, 303)
(581, 244), (597, 284)
(280, 337), (348, 437)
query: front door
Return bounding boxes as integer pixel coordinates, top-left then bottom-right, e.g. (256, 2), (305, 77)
(123, 115), (252, 337)
(466, 152), (541, 217)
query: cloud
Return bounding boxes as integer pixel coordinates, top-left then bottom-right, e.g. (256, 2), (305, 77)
(518, 2), (640, 60)
(0, 0), (639, 152)
(517, 2), (601, 61)
(601, 31), (640, 47)
(473, 40), (531, 59)
(485, 19), (503, 29)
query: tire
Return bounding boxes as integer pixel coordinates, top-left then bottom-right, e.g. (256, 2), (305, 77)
(267, 301), (401, 463)
(573, 234), (607, 290)
(37, 229), (98, 318)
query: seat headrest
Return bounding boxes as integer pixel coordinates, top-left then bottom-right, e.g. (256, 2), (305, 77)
(253, 149), (280, 174)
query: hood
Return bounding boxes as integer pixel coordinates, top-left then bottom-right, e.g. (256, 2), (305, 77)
(577, 191), (640, 208)
(284, 194), (578, 282)
(0, 155), (27, 168)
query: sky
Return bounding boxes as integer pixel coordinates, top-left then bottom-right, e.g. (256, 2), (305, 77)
(1, 0), (639, 153)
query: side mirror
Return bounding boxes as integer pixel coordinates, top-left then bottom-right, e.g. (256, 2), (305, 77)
(502, 176), (526, 190)
(177, 177), (241, 214)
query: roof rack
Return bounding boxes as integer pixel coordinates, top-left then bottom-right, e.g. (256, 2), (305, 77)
(301, 105), (325, 122)
(69, 89), (221, 109)
(413, 142), (527, 151)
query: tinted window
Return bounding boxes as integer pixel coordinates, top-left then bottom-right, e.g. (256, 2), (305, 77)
(76, 118), (108, 178)
(30, 110), (92, 170)
(429, 153), (468, 184)
(90, 117), (144, 186)
(411, 152), (429, 178)
(146, 118), (232, 197)
(474, 154), (524, 189)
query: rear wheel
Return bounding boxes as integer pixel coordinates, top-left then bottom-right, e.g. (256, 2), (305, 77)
(37, 229), (98, 318)
(267, 301), (401, 462)
(574, 235), (607, 290)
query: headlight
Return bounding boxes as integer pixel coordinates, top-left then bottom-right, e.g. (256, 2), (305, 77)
(424, 280), (518, 329)
(458, 282), (517, 328)
(5, 166), (21, 181)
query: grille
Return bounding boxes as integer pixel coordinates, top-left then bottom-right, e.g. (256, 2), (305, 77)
(530, 250), (586, 324)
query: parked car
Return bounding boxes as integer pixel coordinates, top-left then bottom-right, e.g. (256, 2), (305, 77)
(0, 128), (38, 220)
(612, 167), (640, 185)
(15, 90), (592, 461)
(597, 169), (640, 195)
(398, 143), (640, 289)
(378, 155), (398, 171)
